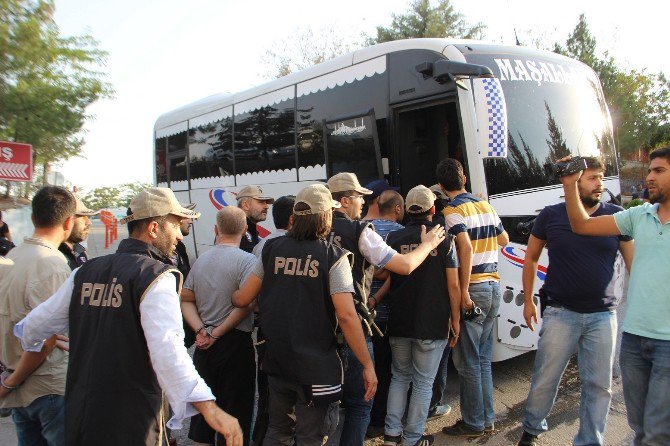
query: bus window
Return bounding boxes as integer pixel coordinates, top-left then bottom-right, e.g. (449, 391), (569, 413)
(189, 118), (234, 181)
(167, 131), (188, 187)
(234, 99), (296, 177)
(155, 137), (167, 184)
(325, 112), (381, 186)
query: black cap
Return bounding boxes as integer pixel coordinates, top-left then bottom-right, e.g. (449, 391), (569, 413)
(365, 179), (400, 200)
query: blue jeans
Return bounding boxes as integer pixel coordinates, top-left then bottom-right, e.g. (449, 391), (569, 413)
(522, 306), (616, 445)
(339, 338), (374, 446)
(620, 332), (670, 446)
(385, 337), (447, 446)
(11, 394), (65, 446)
(451, 281), (500, 430)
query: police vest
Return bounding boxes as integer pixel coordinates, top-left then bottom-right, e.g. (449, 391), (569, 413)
(259, 236), (350, 404)
(66, 238), (181, 446)
(386, 220), (453, 340)
(328, 212), (375, 305)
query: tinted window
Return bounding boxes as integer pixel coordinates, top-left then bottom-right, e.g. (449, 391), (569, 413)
(234, 99), (296, 175)
(167, 131), (188, 184)
(155, 137), (167, 183)
(297, 71), (388, 172)
(325, 113), (380, 186)
(464, 53), (617, 196)
(189, 118), (234, 179)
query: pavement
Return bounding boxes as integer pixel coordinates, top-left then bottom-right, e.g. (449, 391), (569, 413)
(1, 222), (635, 445)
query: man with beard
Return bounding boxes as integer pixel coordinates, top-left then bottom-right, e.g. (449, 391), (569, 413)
(59, 198), (99, 270)
(172, 203), (197, 348)
(560, 147), (670, 446)
(12, 187), (243, 446)
(517, 157), (634, 446)
(237, 186), (275, 253)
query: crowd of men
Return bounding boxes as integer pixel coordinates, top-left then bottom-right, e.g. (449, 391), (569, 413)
(0, 149), (668, 446)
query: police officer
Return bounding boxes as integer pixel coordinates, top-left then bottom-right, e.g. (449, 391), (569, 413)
(383, 186), (461, 446)
(237, 185), (275, 253)
(58, 198), (98, 270)
(232, 184), (377, 446)
(325, 172), (446, 446)
(14, 187), (243, 446)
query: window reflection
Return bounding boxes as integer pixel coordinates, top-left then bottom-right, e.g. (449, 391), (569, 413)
(167, 131), (188, 184)
(189, 118), (234, 179)
(326, 114), (380, 185)
(155, 137), (167, 184)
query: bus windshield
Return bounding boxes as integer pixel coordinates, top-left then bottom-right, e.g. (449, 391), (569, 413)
(465, 52), (617, 196)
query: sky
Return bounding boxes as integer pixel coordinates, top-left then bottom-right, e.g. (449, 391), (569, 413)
(52, 0), (670, 191)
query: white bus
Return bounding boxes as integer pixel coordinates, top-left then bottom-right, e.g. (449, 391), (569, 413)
(153, 38), (624, 361)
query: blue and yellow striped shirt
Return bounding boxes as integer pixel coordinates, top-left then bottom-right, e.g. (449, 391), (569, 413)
(443, 193), (504, 283)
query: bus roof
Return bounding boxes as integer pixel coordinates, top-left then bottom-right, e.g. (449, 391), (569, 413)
(154, 38), (578, 132)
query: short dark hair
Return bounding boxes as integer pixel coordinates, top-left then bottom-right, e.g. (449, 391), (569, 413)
(650, 146), (670, 163)
(378, 190), (404, 215)
(287, 203), (331, 240)
(407, 209), (432, 220)
(583, 157), (604, 171)
(436, 158), (465, 192)
(32, 186), (76, 228)
(126, 207), (168, 236)
(331, 190), (356, 203)
(272, 195), (295, 230)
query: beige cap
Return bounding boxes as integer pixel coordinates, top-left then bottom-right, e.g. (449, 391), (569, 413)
(236, 185), (275, 203)
(327, 172), (372, 195)
(120, 187), (201, 224)
(182, 202), (197, 211)
(406, 185), (436, 214)
(75, 198), (99, 216)
(294, 184), (341, 215)
(429, 184), (448, 201)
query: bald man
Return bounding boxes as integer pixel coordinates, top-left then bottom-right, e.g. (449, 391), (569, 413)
(181, 206), (258, 446)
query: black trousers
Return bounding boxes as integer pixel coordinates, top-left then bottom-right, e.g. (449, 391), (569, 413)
(189, 329), (256, 446)
(369, 320), (392, 428)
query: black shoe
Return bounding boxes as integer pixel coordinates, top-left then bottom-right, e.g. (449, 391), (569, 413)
(518, 430), (539, 446)
(413, 434), (434, 446)
(441, 419), (484, 438)
(382, 434), (401, 446)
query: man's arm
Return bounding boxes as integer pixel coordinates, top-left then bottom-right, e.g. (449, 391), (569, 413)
(619, 239), (634, 273)
(180, 288), (203, 332)
(210, 307), (254, 339)
(562, 171), (621, 236)
(332, 291), (377, 401)
(192, 401), (243, 446)
(380, 225), (446, 275)
(522, 235), (546, 332)
(446, 267), (461, 347)
(497, 230), (509, 247)
(454, 231), (474, 309)
(231, 274), (262, 308)
(0, 335), (58, 399)
(368, 277), (390, 309)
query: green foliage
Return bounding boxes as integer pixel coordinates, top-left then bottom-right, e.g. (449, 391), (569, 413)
(81, 182), (151, 210)
(624, 198), (644, 209)
(369, 0), (484, 44)
(0, 0), (113, 168)
(554, 15), (670, 156)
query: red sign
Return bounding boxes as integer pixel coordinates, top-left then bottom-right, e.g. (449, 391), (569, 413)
(0, 141), (33, 182)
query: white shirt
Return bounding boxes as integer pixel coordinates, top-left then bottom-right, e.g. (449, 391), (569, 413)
(252, 229), (288, 258)
(14, 269), (214, 429)
(359, 226), (396, 268)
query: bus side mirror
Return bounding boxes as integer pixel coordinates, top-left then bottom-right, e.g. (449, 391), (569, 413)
(431, 60), (493, 84)
(472, 77), (508, 159)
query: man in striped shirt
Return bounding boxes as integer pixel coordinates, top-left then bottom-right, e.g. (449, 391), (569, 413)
(436, 158), (509, 438)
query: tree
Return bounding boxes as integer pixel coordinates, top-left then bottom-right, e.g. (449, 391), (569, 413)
(369, 0), (485, 44)
(81, 182), (151, 210)
(262, 26), (357, 79)
(554, 15), (670, 156)
(0, 0), (113, 189)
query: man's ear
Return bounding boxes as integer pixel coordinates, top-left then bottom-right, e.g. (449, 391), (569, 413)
(288, 214), (294, 229)
(214, 225), (220, 237)
(148, 220), (160, 239)
(429, 205), (436, 216)
(63, 215), (74, 231)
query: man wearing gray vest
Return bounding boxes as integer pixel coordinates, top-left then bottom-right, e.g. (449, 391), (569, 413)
(13, 187), (243, 446)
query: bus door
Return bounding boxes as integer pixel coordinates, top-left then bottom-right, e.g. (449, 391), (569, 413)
(392, 99), (465, 193)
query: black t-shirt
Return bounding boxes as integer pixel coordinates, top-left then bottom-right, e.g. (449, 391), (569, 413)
(532, 202), (631, 312)
(0, 222), (9, 238)
(239, 218), (259, 253)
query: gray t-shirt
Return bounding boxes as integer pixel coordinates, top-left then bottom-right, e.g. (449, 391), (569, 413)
(184, 244), (257, 332)
(253, 251), (354, 295)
